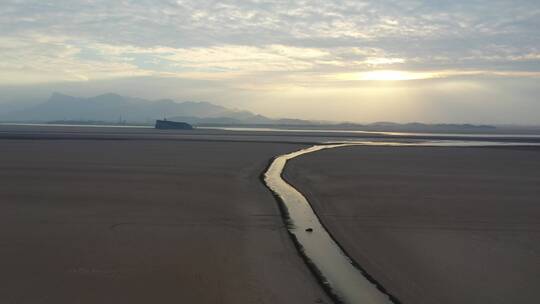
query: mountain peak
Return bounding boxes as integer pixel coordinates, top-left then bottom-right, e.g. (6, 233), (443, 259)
(94, 93), (123, 99)
(90, 93), (126, 104)
(5, 93), (271, 124)
(49, 92), (75, 100)
(50, 92), (67, 98)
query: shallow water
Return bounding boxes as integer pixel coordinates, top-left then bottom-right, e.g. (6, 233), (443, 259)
(264, 144), (394, 304)
(201, 126), (540, 139)
(263, 140), (540, 304)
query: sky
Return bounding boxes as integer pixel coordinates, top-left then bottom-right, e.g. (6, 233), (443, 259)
(1, 0), (540, 124)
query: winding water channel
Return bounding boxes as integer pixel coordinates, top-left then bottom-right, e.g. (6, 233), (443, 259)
(263, 140), (540, 304)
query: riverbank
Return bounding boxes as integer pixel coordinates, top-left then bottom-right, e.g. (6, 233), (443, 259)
(264, 145), (395, 304)
(0, 136), (330, 303)
(284, 145), (540, 304)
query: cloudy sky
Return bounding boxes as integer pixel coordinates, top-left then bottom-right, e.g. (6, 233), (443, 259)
(1, 0), (539, 123)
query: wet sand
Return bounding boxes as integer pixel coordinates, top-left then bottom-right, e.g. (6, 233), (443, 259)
(0, 136), (331, 303)
(2, 123), (540, 144)
(284, 146), (540, 304)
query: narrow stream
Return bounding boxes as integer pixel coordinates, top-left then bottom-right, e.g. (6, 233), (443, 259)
(263, 141), (540, 304)
(264, 144), (394, 304)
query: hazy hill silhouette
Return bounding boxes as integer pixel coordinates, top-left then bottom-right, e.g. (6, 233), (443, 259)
(2, 93), (277, 124)
(0, 93), (510, 133)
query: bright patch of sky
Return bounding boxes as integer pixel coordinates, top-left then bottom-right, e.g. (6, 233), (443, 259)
(1, 0), (539, 123)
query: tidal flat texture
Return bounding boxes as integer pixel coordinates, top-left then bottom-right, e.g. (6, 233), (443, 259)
(0, 137), (331, 304)
(284, 146), (540, 304)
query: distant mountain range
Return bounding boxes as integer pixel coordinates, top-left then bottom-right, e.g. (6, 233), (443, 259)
(0, 92), (513, 133)
(0, 92), (307, 125)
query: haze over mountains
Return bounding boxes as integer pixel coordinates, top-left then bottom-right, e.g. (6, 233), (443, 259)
(4, 93), (537, 134)
(0, 93), (296, 125)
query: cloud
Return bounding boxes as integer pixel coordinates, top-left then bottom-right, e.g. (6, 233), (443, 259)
(1, 0), (540, 123)
(0, 34), (153, 84)
(1, 0), (539, 83)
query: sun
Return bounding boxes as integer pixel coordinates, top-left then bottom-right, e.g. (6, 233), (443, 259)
(356, 70), (438, 81)
(332, 70), (439, 81)
(333, 70), (443, 81)
(359, 70), (412, 81)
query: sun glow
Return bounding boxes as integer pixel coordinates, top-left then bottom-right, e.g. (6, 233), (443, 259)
(354, 70), (438, 81)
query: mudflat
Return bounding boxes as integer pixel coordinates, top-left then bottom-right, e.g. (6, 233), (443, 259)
(0, 135), (331, 303)
(284, 146), (540, 304)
